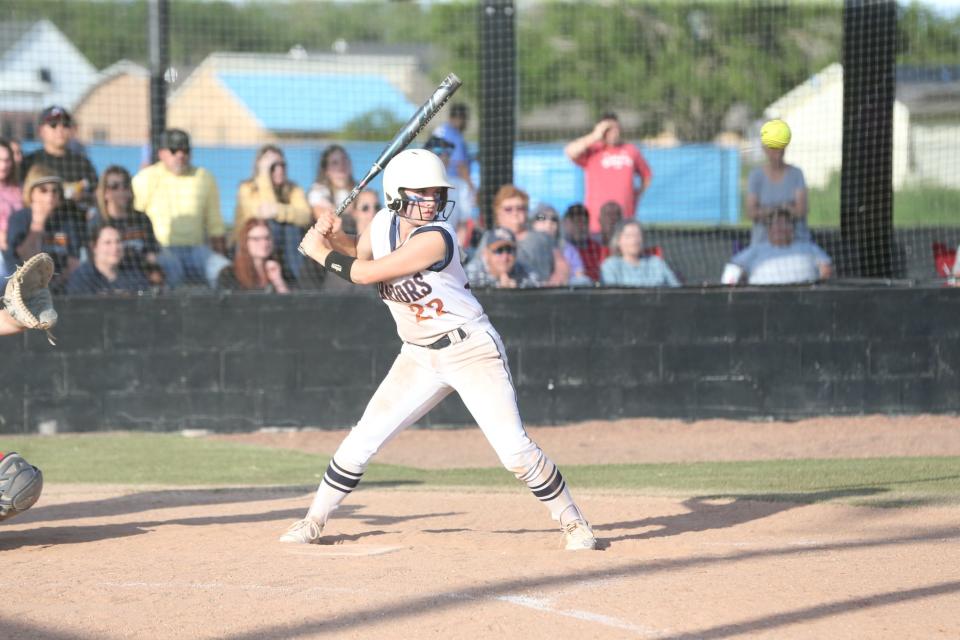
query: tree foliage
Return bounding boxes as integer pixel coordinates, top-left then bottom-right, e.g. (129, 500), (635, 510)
(5, 0), (957, 140)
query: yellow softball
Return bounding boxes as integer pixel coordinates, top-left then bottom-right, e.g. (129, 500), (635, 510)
(760, 119), (791, 149)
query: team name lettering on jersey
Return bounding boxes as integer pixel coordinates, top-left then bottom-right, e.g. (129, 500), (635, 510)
(377, 274), (433, 303)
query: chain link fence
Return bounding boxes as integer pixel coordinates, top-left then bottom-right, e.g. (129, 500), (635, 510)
(1, 0), (957, 295)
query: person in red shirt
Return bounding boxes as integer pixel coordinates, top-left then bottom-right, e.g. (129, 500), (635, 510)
(564, 112), (652, 236)
(563, 203), (608, 283)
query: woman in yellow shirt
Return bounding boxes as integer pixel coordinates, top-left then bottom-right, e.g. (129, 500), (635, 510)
(235, 145), (311, 280)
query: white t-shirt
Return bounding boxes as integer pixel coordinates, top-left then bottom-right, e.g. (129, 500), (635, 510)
(369, 209), (483, 344)
(728, 241), (831, 285)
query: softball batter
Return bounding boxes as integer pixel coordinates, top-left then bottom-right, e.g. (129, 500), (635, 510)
(283, 149), (596, 550)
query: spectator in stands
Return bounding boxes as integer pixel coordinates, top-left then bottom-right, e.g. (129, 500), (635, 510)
(21, 106), (98, 223)
(746, 118), (810, 245)
(564, 111), (652, 235)
(433, 103), (476, 219)
(351, 189), (379, 236)
(132, 128), (229, 288)
(721, 208), (831, 286)
(5, 166), (82, 293)
(66, 224), (151, 295)
(423, 134), (468, 233)
(217, 218), (291, 294)
(563, 203), (608, 283)
(599, 201), (624, 246)
(235, 145), (311, 280)
(7, 139), (23, 167)
(601, 220), (680, 288)
(530, 203), (591, 286)
(89, 165), (163, 287)
(492, 184), (568, 286)
(308, 144), (355, 221)
(465, 226), (539, 289)
(0, 140), (22, 278)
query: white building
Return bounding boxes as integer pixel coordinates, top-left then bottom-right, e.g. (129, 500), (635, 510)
(760, 63), (910, 190)
(0, 19), (99, 140)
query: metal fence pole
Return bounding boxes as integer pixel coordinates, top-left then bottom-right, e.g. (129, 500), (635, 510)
(841, 0), (897, 278)
(479, 0), (516, 230)
(148, 0), (169, 163)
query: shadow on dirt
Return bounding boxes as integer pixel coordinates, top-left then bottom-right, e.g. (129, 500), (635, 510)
(215, 525), (960, 639)
(14, 481), (421, 524)
(597, 488), (888, 542)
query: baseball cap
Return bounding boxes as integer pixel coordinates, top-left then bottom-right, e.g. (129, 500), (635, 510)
(161, 129), (191, 152)
(39, 105), (72, 126)
(424, 135), (454, 155)
(481, 226), (517, 251)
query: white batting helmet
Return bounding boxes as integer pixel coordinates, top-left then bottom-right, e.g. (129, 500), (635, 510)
(382, 149), (454, 216)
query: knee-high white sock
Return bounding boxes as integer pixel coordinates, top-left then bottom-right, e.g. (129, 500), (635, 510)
(306, 458), (364, 523)
(513, 450), (582, 525)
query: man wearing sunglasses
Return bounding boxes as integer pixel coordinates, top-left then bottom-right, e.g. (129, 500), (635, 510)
(21, 106), (99, 222)
(464, 226), (539, 289)
(132, 129), (229, 288)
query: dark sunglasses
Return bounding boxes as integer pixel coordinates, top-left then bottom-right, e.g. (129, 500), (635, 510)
(44, 119), (71, 128)
(534, 214), (559, 222)
(270, 161), (287, 170)
(358, 204), (376, 212)
(492, 245), (516, 255)
(168, 146), (190, 154)
(106, 181), (130, 190)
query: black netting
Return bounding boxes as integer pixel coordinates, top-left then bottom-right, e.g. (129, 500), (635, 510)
(1, 0), (956, 295)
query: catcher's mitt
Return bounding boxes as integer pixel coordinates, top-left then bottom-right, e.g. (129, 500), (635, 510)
(0, 452), (44, 521)
(3, 252), (58, 345)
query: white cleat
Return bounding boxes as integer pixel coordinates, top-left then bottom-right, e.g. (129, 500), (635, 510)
(278, 518), (324, 544)
(563, 519), (597, 551)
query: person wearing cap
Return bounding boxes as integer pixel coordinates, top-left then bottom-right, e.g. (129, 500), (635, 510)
(564, 111), (652, 236)
(563, 203), (608, 283)
(432, 103), (476, 219)
(131, 128), (229, 288)
(746, 118), (810, 246)
(21, 106), (98, 219)
(464, 226), (539, 289)
(4, 165), (83, 292)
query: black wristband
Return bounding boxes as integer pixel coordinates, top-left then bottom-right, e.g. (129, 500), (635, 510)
(324, 251), (356, 282)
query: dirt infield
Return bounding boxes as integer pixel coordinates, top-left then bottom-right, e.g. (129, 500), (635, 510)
(5, 416), (960, 639)
(212, 414), (960, 468)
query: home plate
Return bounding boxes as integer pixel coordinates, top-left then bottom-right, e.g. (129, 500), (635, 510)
(285, 545), (404, 557)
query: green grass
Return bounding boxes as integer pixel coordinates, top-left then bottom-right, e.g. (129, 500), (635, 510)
(806, 174), (960, 228)
(4, 433), (960, 507)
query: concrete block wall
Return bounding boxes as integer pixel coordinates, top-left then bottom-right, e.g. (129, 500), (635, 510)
(1, 286), (957, 432)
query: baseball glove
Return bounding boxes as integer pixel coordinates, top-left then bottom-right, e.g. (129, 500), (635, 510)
(3, 252), (58, 345)
(0, 452), (44, 521)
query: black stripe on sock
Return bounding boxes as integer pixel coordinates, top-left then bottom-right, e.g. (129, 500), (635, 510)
(330, 458), (362, 481)
(539, 479), (566, 502)
(325, 464), (362, 490)
(531, 469), (565, 500)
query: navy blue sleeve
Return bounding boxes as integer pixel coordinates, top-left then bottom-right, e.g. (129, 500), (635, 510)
(5, 209), (29, 265)
(410, 225), (455, 272)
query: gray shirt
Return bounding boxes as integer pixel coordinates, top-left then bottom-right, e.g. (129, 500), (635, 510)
(517, 230), (555, 282)
(747, 165), (809, 244)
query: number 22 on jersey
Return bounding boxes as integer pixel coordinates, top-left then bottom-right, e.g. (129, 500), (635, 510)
(409, 298), (448, 323)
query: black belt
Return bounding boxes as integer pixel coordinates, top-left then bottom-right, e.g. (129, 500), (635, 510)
(424, 328), (467, 350)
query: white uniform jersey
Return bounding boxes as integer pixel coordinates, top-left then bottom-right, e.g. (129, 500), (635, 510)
(369, 209), (483, 345)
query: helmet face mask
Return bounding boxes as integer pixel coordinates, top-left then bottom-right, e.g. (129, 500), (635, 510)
(383, 149), (455, 224)
(393, 187), (455, 222)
